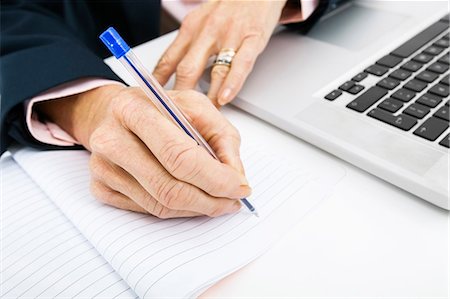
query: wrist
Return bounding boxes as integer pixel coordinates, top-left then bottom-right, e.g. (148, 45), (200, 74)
(35, 84), (124, 149)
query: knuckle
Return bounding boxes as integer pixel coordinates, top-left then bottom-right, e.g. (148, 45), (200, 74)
(156, 179), (188, 209)
(176, 62), (198, 79)
(204, 16), (220, 30)
(112, 90), (158, 129)
(244, 30), (265, 44)
(111, 93), (139, 123)
(180, 13), (195, 33)
(160, 140), (199, 179)
(156, 54), (173, 73)
(89, 124), (119, 155)
(152, 202), (173, 219)
(207, 204), (226, 218)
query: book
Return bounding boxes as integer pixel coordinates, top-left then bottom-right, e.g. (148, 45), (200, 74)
(2, 141), (341, 298)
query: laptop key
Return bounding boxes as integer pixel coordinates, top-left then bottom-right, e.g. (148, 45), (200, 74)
(423, 45), (444, 56)
(404, 79), (428, 92)
(348, 84), (365, 95)
(434, 106), (450, 121)
(377, 77), (400, 90)
(427, 62), (449, 74)
(416, 93), (442, 108)
(412, 53), (433, 64)
(440, 74), (449, 85)
(368, 108), (417, 131)
(415, 70), (439, 83)
(434, 38), (450, 48)
(347, 86), (388, 112)
(392, 88), (416, 102)
(401, 61), (423, 72)
(339, 81), (355, 91)
(365, 64), (388, 76)
(429, 84), (449, 97)
(404, 103), (430, 119)
(352, 72), (368, 82)
(389, 69), (412, 81)
(325, 90), (342, 101)
(439, 52), (449, 65)
(439, 133), (450, 148)
(391, 21), (448, 58)
(378, 98), (404, 113)
(376, 55), (403, 68)
(413, 117), (449, 141)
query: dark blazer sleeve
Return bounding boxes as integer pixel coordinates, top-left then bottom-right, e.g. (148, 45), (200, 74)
(285, 0), (342, 33)
(0, 1), (123, 154)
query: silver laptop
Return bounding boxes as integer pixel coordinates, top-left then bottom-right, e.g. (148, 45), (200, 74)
(202, 0), (450, 209)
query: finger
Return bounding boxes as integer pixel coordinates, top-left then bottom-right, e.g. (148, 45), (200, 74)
(90, 153), (201, 218)
(90, 119), (243, 216)
(153, 32), (191, 86)
(113, 90), (250, 197)
(218, 36), (264, 105)
(169, 90), (245, 176)
(174, 33), (218, 90)
(91, 179), (200, 218)
(207, 30), (242, 106)
(207, 64), (231, 108)
(90, 179), (148, 214)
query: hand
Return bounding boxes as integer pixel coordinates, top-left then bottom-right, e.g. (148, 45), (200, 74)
(35, 85), (251, 218)
(153, 0), (286, 107)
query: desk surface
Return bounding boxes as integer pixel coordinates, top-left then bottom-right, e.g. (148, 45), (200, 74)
(104, 30), (450, 298)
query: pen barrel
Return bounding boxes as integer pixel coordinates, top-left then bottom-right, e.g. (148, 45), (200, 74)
(119, 51), (218, 160)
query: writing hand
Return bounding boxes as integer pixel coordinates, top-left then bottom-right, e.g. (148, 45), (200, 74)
(36, 85), (251, 218)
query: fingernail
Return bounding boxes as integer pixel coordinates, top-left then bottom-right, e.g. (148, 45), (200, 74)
(233, 200), (242, 213)
(238, 184), (252, 198)
(230, 200), (242, 213)
(218, 88), (232, 105)
(239, 174), (249, 186)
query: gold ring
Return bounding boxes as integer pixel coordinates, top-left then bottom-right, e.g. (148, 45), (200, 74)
(213, 48), (236, 67)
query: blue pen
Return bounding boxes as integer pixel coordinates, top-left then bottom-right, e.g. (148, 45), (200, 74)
(100, 27), (259, 217)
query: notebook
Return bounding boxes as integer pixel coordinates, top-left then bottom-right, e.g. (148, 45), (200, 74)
(2, 141), (343, 298)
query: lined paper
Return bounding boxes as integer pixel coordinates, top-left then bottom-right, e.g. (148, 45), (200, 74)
(12, 143), (340, 298)
(1, 156), (137, 299)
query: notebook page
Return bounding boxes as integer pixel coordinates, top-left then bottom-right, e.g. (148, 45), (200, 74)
(12, 145), (339, 298)
(1, 156), (137, 299)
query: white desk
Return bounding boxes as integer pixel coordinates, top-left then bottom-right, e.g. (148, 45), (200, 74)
(104, 31), (449, 298)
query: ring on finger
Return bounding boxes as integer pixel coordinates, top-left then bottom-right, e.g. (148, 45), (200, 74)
(213, 48), (236, 67)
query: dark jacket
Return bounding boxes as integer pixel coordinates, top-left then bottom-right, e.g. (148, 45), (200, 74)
(0, 0), (333, 154)
(1, 0), (161, 153)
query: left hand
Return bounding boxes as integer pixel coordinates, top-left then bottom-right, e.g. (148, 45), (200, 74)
(153, 0), (287, 107)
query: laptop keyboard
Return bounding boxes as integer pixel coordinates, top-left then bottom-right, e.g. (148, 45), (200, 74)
(324, 14), (450, 148)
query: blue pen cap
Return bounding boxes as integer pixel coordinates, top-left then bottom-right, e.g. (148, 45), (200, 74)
(99, 27), (130, 58)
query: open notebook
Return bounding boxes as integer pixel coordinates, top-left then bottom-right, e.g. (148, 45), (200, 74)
(2, 142), (343, 298)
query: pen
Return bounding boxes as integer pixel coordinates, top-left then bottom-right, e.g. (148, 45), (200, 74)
(100, 27), (259, 217)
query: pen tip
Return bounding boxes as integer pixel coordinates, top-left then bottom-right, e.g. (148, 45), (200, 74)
(253, 211), (260, 218)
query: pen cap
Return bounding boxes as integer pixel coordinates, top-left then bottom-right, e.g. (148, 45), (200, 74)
(99, 27), (130, 58)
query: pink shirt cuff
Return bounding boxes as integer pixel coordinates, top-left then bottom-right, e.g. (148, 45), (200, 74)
(162, 0), (319, 25)
(280, 0), (320, 24)
(25, 78), (124, 146)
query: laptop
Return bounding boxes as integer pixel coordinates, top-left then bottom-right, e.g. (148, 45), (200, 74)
(202, 1), (450, 209)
